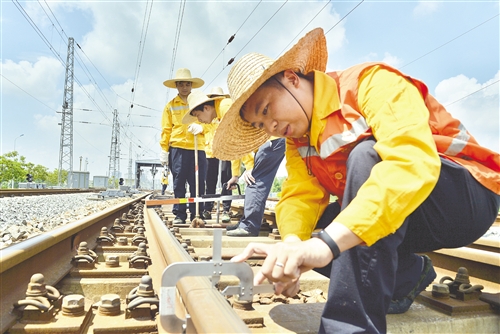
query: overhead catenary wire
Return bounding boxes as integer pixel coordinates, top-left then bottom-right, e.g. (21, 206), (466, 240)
(399, 14), (499, 70)
(12, 1), (153, 161)
(325, 0), (364, 35)
(200, 0), (263, 79)
(19, 0), (155, 156)
(167, 0), (187, 100)
(276, 0), (332, 57)
(445, 80), (499, 108)
(127, 0), (154, 122)
(204, 0), (289, 89)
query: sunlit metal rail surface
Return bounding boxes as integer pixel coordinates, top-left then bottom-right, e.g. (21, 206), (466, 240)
(0, 188), (102, 197)
(0, 191), (498, 333)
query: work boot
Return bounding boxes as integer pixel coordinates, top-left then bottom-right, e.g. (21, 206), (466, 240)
(226, 228), (257, 237)
(221, 211), (231, 223)
(226, 223), (240, 231)
(202, 211), (212, 220)
(172, 217), (185, 225)
(387, 255), (437, 314)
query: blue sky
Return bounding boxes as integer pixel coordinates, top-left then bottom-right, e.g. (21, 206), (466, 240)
(1, 0), (498, 181)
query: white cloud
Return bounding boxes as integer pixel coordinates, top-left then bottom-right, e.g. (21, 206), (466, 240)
(381, 52), (403, 69)
(413, 1), (441, 17)
(34, 114), (59, 131)
(2, 57), (63, 102)
(435, 72), (499, 152)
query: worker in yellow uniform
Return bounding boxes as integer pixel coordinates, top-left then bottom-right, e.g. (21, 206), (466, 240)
(212, 28), (500, 333)
(160, 68), (208, 225)
(184, 90), (284, 234)
(198, 87), (232, 223)
(160, 168), (169, 195)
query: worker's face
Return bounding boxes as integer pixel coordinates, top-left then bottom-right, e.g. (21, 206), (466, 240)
(241, 70), (312, 138)
(192, 105), (215, 124)
(176, 81), (192, 98)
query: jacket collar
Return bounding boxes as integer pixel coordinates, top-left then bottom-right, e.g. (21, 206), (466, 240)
(308, 70), (340, 151)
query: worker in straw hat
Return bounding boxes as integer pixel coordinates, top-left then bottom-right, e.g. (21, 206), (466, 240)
(212, 28), (500, 332)
(160, 68), (208, 225)
(183, 87), (235, 223)
(184, 89), (285, 236)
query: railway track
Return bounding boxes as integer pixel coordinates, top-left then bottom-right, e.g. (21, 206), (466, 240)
(1, 193), (498, 333)
(0, 188), (101, 198)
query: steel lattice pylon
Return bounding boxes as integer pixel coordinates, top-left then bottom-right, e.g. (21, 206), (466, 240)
(108, 109), (120, 185)
(58, 37), (75, 187)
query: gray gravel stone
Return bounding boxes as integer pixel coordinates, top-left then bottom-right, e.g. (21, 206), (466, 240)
(0, 193), (141, 249)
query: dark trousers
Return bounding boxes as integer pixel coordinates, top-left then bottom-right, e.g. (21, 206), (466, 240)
(205, 159), (232, 212)
(169, 147), (207, 221)
(239, 138), (286, 235)
(318, 139), (500, 333)
(161, 183), (168, 195)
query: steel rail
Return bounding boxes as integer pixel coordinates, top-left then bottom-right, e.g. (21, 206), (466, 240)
(0, 194), (147, 334)
(145, 205), (251, 333)
(0, 188), (100, 197)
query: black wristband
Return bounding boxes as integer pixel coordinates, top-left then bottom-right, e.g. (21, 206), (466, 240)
(313, 229), (341, 259)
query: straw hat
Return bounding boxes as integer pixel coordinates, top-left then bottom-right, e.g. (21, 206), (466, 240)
(212, 28), (327, 160)
(182, 90), (216, 124)
(208, 86), (230, 98)
(163, 68), (204, 88)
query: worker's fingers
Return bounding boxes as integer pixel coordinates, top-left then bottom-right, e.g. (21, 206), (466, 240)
(230, 242), (270, 263)
(278, 278), (301, 297)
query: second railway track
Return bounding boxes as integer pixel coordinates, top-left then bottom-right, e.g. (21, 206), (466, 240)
(1, 192), (499, 333)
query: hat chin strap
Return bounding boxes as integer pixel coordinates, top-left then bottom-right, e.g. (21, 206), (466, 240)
(273, 76), (314, 176)
(272, 76), (311, 129)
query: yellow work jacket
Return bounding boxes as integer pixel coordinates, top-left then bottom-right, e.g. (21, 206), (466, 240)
(277, 64), (499, 245)
(160, 95), (208, 152)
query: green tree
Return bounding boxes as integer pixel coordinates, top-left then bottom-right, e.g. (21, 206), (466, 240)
(0, 152), (25, 188)
(31, 164), (49, 183)
(271, 176), (284, 194)
(46, 169), (68, 186)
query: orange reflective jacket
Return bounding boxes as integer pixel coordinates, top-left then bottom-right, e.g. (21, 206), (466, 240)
(292, 63), (499, 199)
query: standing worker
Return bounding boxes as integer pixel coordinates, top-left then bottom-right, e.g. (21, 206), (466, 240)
(212, 28), (500, 333)
(183, 90), (254, 224)
(199, 87), (233, 223)
(160, 68), (208, 225)
(160, 168), (169, 195)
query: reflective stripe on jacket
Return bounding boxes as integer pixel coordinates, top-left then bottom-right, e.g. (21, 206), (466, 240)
(160, 95), (207, 152)
(295, 63), (499, 195)
(277, 63), (499, 245)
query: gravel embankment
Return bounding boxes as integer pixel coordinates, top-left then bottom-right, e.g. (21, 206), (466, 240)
(0, 193), (141, 249)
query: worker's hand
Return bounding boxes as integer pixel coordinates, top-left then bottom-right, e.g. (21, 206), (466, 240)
(160, 150), (169, 166)
(241, 169), (255, 185)
(226, 176), (239, 189)
(231, 238), (333, 296)
(188, 123), (203, 135)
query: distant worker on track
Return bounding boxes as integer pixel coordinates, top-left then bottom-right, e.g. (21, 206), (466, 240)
(160, 168), (169, 195)
(212, 28), (500, 333)
(160, 68), (208, 225)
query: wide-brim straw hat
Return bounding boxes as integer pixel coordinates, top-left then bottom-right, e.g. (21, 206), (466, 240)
(182, 90), (216, 124)
(208, 86), (230, 98)
(211, 28), (327, 160)
(163, 68), (204, 89)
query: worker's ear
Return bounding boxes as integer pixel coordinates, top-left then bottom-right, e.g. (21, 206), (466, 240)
(283, 69), (300, 88)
